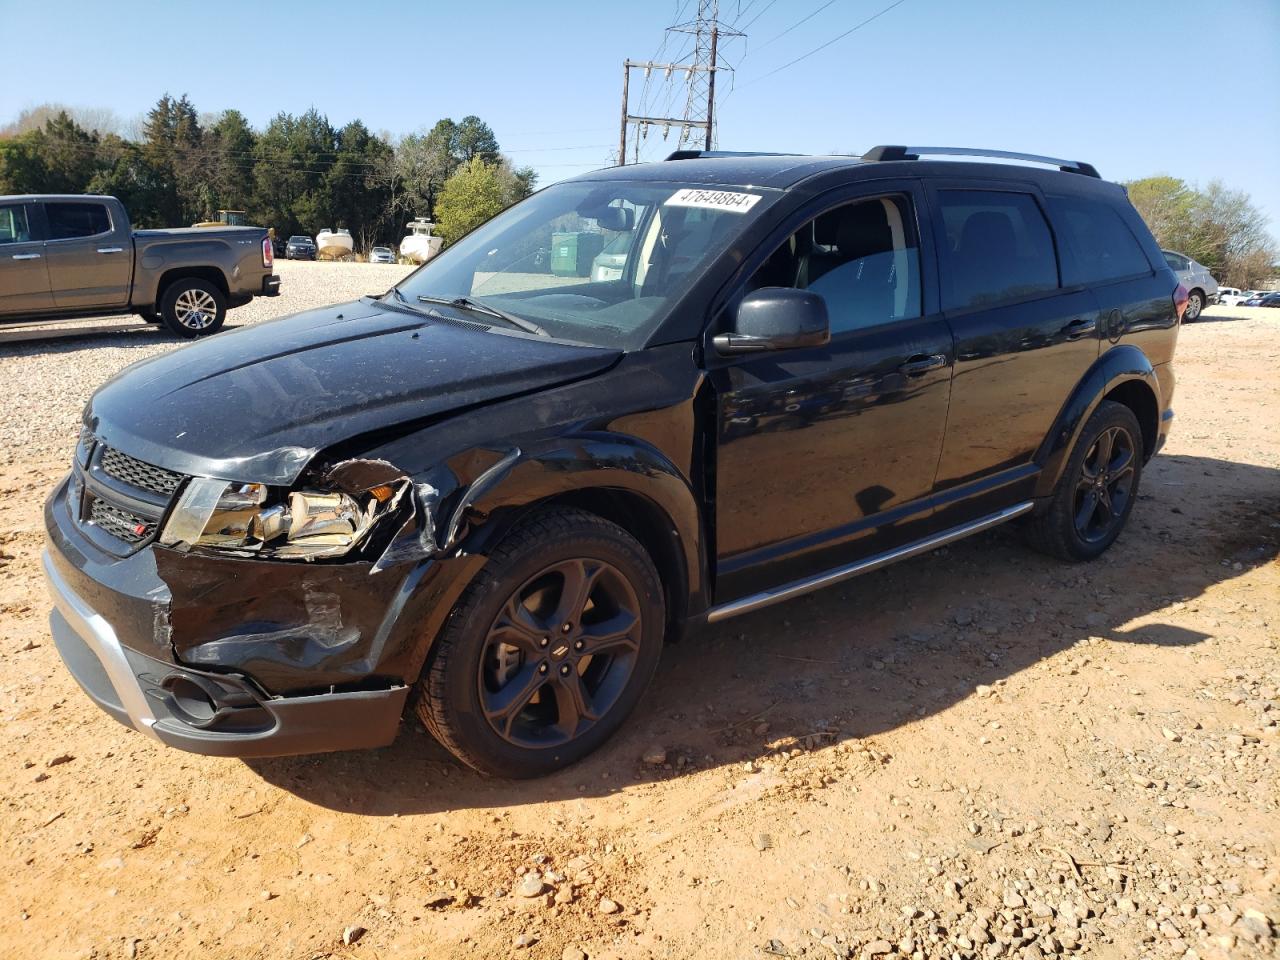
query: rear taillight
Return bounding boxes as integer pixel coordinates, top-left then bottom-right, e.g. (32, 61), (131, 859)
(1173, 282), (1189, 322)
(262, 236), (274, 269)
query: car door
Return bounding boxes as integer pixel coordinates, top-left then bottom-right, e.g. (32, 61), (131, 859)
(924, 182), (1101, 524)
(709, 182), (954, 601)
(0, 201), (53, 317)
(41, 199), (131, 310)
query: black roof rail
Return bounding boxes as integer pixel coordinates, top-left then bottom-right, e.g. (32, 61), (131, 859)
(862, 145), (1101, 179)
(664, 149), (799, 161)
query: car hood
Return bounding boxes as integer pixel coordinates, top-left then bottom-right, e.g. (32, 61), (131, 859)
(86, 299), (621, 485)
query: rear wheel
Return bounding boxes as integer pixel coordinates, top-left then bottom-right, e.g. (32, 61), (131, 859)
(161, 278), (226, 338)
(1025, 401), (1143, 561)
(1184, 289), (1204, 321)
(416, 508), (665, 778)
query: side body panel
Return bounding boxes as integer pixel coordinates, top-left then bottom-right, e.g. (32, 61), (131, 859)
(923, 177), (1102, 508)
(131, 226), (270, 305)
(41, 197), (134, 310)
(0, 200), (53, 315)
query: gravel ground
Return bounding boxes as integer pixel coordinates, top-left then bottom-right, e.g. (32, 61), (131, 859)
(0, 288), (1276, 959)
(0, 260), (414, 465)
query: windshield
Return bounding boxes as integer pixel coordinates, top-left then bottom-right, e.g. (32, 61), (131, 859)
(393, 179), (775, 349)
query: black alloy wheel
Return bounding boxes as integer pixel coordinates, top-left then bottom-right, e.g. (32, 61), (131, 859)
(1073, 425), (1136, 544)
(479, 558), (642, 749)
(1023, 400), (1144, 562)
(416, 508), (664, 778)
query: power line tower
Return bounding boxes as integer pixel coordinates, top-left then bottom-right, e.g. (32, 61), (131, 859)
(670, 0), (742, 149)
(617, 2), (742, 164)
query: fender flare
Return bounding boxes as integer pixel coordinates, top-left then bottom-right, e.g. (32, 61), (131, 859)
(438, 430), (707, 617)
(1033, 345), (1160, 499)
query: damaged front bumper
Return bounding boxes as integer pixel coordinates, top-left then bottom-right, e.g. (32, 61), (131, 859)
(45, 548), (406, 756)
(42, 474), (480, 758)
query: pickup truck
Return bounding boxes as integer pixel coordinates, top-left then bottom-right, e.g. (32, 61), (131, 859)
(0, 194), (280, 337)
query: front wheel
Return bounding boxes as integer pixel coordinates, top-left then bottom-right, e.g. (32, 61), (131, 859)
(161, 278), (226, 338)
(416, 509), (665, 778)
(1024, 401), (1144, 561)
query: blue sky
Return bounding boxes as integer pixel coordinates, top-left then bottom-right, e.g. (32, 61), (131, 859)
(2, 0), (1277, 239)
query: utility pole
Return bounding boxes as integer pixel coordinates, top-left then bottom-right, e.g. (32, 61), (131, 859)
(617, 1), (742, 164)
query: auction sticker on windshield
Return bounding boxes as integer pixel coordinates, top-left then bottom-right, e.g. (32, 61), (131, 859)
(665, 188), (762, 213)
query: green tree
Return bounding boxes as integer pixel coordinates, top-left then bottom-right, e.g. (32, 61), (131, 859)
(0, 111), (99, 195)
(435, 158), (510, 244)
(1125, 175), (1277, 288)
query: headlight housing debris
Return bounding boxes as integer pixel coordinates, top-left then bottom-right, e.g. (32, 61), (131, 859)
(160, 476), (403, 559)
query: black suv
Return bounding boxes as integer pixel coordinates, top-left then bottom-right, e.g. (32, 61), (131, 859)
(285, 235), (316, 260)
(45, 146), (1183, 777)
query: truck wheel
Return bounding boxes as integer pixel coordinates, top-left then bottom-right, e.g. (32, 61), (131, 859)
(416, 508), (665, 778)
(1024, 400), (1144, 562)
(161, 278), (226, 338)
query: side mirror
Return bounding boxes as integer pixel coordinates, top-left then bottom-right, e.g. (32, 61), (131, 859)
(594, 206), (634, 232)
(713, 287), (830, 355)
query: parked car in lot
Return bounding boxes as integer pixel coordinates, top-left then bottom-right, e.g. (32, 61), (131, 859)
(0, 194), (278, 337)
(1161, 250), (1217, 319)
(369, 246), (396, 264)
(589, 231), (632, 281)
(1242, 291), (1280, 307)
(1217, 287), (1250, 306)
(285, 235), (317, 260)
(45, 146), (1183, 777)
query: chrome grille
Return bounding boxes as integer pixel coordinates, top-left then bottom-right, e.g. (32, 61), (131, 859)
(100, 446), (183, 496)
(88, 499), (156, 544)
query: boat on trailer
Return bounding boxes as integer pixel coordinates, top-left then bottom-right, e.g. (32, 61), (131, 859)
(400, 219), (443, 264)
(315, 228), (354, 261)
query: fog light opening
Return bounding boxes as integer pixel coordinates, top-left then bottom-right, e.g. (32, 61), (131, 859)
(162, 674), (223, 728)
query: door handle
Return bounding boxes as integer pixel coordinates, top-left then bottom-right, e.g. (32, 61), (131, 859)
(898, 354), (948, 376)
(1059, 317), (1097, 340)
(11, 253), (42, 260)
(97, 247), (124, 254)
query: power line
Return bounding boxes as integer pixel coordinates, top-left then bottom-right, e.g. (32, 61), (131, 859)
(743, 0), (910, 84)
(735, 0), (780, 31)
(751, 0), (841, 52)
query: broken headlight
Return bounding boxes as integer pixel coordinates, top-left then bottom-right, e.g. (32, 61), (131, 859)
(160, 478), (400, 559)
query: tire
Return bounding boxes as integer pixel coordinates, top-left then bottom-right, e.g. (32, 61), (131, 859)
(1024, 400), (1144, 562)
(416, 508), (665, 778)
(161, 278), (226, 338)
(1184, 289), (1204, 321)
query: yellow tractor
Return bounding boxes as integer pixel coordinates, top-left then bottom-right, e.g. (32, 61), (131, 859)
(192, 210), (248, 228)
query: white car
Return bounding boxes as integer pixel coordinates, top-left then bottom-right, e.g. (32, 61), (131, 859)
(1217, 287), (1251, 306)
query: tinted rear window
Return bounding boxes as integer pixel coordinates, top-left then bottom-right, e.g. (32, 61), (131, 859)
(937, 190), (1059, 311)
(1047, 196), (1152, 284)
(45, 202), (111, 240)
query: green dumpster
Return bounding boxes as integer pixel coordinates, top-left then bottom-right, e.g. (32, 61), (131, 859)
(550, 232), (605, 278)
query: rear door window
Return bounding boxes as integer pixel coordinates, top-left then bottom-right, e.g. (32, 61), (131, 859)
(1047, 195), (1152, 284)
(45, 202), (112, 240)
(1163, 251), (1189, 271)
(936, 190), (1059, 312)
(0, 204), (32, 244)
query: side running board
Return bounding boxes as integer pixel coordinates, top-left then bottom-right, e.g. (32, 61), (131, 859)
(705, 502), (1034, 623)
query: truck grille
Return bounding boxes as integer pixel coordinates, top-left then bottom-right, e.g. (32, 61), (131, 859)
(100, 446), (183, 496)
(88, 499), (157, 544)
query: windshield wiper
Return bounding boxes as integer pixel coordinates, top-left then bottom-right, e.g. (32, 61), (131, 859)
(417, 294), (550, 338)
